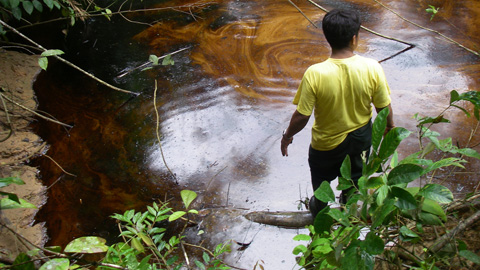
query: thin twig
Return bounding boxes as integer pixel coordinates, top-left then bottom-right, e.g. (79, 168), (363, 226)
(43, 154), (77, 177)
(372, 0), (479, 57)
(153, 80), (177, 182)
(0, 89), (13, 142)
(0, 19), (140, 96)
(287, 0), (317, 27)
(206, 165), (228, 190)
(0, 93), (72, 128)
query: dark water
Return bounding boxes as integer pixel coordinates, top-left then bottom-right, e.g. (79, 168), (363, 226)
(33, 0), (480, 268)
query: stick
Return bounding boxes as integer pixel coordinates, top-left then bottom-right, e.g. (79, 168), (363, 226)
(373, 0), (479, 57)
(0, 93), (73, 128)
(0, 19), (140, 96)
(429, 209), (480, 254)
(43, 154), (77, 177)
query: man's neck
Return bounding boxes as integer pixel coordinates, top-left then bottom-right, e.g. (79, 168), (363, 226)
(330, 48), (355, 59)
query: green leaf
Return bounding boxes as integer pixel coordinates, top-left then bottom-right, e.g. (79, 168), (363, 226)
(32, 0), (42, 11)
(41, 49), (64, 57)
(314, 213), (333, 234)
(9, 0), (19, 8)
(399, 226), (419, 242)
(162, 54), (174, 65)
(340, 155), (351, 179)
(459, 250), (480, 265)
(387, 164), (424, 185)
(43, 0), (53, 9)
(293, 234), (311, 241)
(422, 198), (446, 221)
(64, 237), (109, 253)
(148, 55), (159, 65)
(180, 190), (197, 209)
(168, 211), (186, 222)
(419, 184), (453, 203)
(378, 127), (411, 160)
(138, 233), (153, 246)
(391, 186), (417, 210)
(372, 107), (389, 152)
(375, 185), (389, 206)
(12, 6), (22, 20)
(365, 176), (384, 189)
(424, 157), (465, 174)
(372, 199), (396, 228)
(418, 212), (442, 225)
(39, 258), (69, 270)
(292, 244), (307, 255)
(38, 57), (48, 70)
(13, 253), (35, 270)
(328, 208), (351, 226)
(22, 1), (33, 14)
(0, 176), (24, 188)
(1, 197), (36, 209)
(364, 232), (384, 255)
(130, 237), (144, 253)
(314, 181), (335, 203)
(337, 177), (353, 190)
(194, 261), (206, 270)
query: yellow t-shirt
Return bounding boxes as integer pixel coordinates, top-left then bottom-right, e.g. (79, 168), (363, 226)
(293, 55), (391, 151)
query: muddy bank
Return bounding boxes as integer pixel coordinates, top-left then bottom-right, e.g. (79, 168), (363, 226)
(0, 49), (47, 262)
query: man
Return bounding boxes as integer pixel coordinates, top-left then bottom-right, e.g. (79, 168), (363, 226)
(280, 9), (395, 217)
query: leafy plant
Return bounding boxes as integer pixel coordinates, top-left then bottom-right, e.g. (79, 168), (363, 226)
(4, 190), (231, 270)
(293, 90), (480, 269)
(38, 49), (64, 70)
(0, 176), (36, 210)
(426, 5), (439, 21)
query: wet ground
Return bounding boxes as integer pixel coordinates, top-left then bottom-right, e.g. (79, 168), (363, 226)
(32, 0), (480, 268)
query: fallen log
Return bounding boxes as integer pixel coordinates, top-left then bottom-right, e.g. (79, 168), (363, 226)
(245, 211), (313, 228)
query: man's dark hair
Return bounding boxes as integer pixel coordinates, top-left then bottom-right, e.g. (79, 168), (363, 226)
(322, 9), (361, 50)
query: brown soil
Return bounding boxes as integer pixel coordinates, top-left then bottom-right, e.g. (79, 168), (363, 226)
(0, 49), (47, 263)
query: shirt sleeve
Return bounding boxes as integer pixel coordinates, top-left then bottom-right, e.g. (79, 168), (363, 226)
(293, 69), (316, 116)
(371, 64), (391, 109)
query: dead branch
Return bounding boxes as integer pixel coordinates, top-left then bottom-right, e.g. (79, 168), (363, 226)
(429, 209), (480, 254)
(0, 19), (140, 96)
(0, 93), (72, 128)
(43, 154), (77, 177)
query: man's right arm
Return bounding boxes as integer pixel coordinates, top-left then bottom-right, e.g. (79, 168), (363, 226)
(375, 104), (395, 134)
(281, 110), (310, 156)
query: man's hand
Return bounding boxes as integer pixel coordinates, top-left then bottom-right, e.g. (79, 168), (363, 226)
(281, 135), (293, 156)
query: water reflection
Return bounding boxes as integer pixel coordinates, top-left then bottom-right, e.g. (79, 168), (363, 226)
(34, 0), (480, 268)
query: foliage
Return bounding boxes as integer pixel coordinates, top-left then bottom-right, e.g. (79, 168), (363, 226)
(0, 176), (36, 210)
(426, 5), (439, 21)
(293, 90), (480, 269)
(38, 49), (64, 70)
(5, 190), (231, 270)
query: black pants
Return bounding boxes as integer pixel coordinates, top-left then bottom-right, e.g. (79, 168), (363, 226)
(308, 121), (372, 216)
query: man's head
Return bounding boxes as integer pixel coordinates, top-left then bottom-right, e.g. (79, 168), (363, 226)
(322, 9), (361, 50)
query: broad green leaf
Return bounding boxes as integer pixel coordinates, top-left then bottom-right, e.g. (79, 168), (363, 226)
(39, 258), (69, 270)
(418, 212), (442, 225)
(340, 155), (351, 179)
(162, 54), (174, 65)
(43, 0), (53, 10)
(328, 208), (350, 226)
(52, 0), (60, 9)
(194, 261), (206, 270)
(149, 55), (159, 65)
(202, 252), (210, 263)
(130, 237), (144, 252)
(391, 186), (417, 210)
(188, 209), (198, 214)
(459, 250), (480, 265)
(422, 198), (446, 221)
(387, 164), (424, 185)
(9, 0), (19, 8)
(372, 107), (388, 152)
(419, 184), (453, 203)
(390, 150), (399, 168)
(314, 181), (335, 203)
(32, 0), (42, 11)
(13, 253), (35, 270)
(1, 197), (36, 209)
(38, 57), (48, 70)
(312, 244), (333, 256)
(337, 177), (353, 190)
(138, 233), (153, 246)
(375, 185), (389, 206)
(0, 176), (24, 188)
(41, 49), (64, 57)
(372, 199), (396, 228)
(454, 147), (480, 160)
(423, 157), (465, 174)
(399, 225), (419, 242)
(22, 1), (33, 14)
(180, 190), (197, 209)
(365, 176), (384, 189)
(168, 211), (186, 221)
(12, 6), (22, 20)
(293, 234), (311, 241)
(378, 127), (411, 160)
(292, 244), (307, 255)
(450, 90), (460, 103)
(64, 236), (109, 253)
(364, 232), (384, 255)
(314, 213), (333, 234)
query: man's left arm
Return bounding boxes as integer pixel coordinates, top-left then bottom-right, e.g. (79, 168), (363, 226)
(281, 110), (310, 156)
